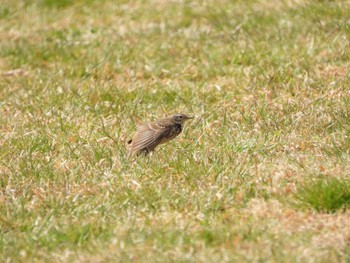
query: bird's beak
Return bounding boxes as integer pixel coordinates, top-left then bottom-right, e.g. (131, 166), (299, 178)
(186, 116), (194, 120)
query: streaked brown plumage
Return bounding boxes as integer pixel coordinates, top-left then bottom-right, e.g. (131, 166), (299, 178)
(128, 113), (193, 156)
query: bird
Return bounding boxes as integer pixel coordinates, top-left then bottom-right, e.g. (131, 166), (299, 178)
(127, 113), (193, 157)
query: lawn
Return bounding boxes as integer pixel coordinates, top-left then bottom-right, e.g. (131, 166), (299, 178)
(1, 0), (350, 262)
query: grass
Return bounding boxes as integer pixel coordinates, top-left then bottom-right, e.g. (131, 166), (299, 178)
(1, 0), (350, 262)
(295, 176), (350, 213)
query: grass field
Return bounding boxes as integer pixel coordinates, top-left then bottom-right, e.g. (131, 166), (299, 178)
(1, 0), (350, 262)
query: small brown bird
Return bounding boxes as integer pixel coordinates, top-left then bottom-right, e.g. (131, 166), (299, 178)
(128, 113), (193, 156)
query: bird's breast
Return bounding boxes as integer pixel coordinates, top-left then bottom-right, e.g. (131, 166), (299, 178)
(160, 124), (182, 144)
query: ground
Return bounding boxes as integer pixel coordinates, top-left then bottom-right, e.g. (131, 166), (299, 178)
(1, 0), (350, 262)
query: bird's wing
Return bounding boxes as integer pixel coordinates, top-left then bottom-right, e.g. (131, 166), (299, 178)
(131, 123), (167, 153)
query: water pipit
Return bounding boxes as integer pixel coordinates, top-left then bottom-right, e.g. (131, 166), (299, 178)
(127, 113), (193, 156)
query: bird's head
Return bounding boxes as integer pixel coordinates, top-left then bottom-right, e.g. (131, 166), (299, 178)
(172, 113), (193, 124)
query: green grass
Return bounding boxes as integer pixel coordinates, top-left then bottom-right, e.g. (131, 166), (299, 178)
(1, 0), (350, 262)
(295, 176), (350, 213)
